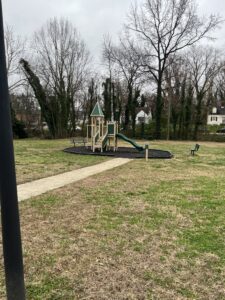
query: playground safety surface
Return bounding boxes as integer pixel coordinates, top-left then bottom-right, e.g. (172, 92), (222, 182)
(64, 146), (173, 159)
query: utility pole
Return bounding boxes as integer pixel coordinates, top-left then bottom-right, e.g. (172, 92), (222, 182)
(0, 1), (26, 299)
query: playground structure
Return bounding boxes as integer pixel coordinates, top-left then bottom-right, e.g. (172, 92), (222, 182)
(64, 101), (173, 159)
(86, 102), (144, 153)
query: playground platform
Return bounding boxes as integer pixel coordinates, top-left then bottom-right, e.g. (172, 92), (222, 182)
(64, 146), (173, 159)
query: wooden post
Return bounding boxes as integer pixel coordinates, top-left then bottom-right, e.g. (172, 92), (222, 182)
(145, 144), (149, 161)
(91, 117), (93, 150)
(87, 125), (89, 144)
(97, 118), (99, 138)
(115, 122), (118, 151)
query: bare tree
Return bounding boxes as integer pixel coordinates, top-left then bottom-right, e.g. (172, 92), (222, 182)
(21, 18), (90, 138)
(4, 25), (26, 91)
(102, 36), (120, 123)
(103, 34), (143, 135)
(187, 46), (221, 139)
(215, 65), (225, 106)
(127, 0), (222, 138)
(164, 55), (189, 139)
(80, 77), (100, 133)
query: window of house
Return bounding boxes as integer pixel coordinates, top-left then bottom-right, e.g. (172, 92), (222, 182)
(211, 116), (218, 121)
(138, 117), (145, 123)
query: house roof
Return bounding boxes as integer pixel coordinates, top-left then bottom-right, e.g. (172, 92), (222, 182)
(90, 102), (104, 117)
(211, 106), (225, 115)
(136, 110), (150, 117)
(136, 107), (151, 115)
(217, 107), (225, 115)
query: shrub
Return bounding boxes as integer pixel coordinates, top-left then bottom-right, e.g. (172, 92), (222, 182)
(12, 119), (28, 139)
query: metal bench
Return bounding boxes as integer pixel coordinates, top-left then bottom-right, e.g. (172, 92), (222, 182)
(191, 144), (200, 156)
(71, 137), (87, 148)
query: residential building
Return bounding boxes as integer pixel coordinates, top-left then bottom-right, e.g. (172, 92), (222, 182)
(207, 107), (225, 125)
(136, 109), (152, 124)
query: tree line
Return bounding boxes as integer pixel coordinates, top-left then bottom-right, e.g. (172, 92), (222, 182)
(5, 0), (224, 140)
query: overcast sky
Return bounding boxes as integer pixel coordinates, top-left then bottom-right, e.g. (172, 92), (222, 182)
(2, 0), (225, 68)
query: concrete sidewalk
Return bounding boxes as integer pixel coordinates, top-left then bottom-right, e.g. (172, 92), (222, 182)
(17, 158), (131, 201)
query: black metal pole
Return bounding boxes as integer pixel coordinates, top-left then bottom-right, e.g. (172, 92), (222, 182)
(0, 1), (26, 299)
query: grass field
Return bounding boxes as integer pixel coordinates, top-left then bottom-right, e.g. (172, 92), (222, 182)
(1, 140), (225, 299)
(14, 139), (109, 184)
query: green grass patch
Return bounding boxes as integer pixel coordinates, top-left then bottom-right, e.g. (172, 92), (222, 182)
(14, 139), (108, 184)
(26, 275), (74, 300)
(29, 195), (64, 216)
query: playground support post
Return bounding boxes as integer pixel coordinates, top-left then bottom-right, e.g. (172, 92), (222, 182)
(0, 1), (26, 299)
(145, 144), (149, 161)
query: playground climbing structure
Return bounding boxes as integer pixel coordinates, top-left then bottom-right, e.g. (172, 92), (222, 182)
(87, 102), (144, 153)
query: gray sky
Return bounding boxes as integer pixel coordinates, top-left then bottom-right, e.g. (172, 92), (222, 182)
(2, 0), (225, 67)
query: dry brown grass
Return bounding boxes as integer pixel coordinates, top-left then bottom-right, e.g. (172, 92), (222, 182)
(1, 141), (225, 299)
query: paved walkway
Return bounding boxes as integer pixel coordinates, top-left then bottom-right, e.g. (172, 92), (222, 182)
(17, 158), (131, 201)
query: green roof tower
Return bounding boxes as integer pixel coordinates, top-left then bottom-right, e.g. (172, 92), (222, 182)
(90, 102), (104, 117)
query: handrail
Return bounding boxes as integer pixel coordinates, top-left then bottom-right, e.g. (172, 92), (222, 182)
(94, 131), (100, 144)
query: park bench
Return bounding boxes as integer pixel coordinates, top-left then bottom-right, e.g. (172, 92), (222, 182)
(191, 143), (200, 156)
(71, 137), (88, 148)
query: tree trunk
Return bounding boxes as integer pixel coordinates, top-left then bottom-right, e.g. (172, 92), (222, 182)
(124, 86), (132, 130)
(184, 83), (193, 140)
(131, 112), (136, 137)
(193, 94), (203, 140)
(70, 101), (76, 137)
(155, 79), (162, 139)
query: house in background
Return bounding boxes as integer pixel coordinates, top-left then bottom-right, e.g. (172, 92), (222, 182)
(207, 107), (225, 125)
(16, 111), (41, 129)
(136, 109), (152, 124)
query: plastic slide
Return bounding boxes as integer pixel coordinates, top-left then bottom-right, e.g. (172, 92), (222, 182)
(116, 133), (144, 151)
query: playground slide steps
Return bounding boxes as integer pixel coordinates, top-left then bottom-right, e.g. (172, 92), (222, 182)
(93, 134), (108, 151)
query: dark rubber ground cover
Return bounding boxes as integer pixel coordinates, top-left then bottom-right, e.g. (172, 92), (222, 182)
(63, 146), (173, 159)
